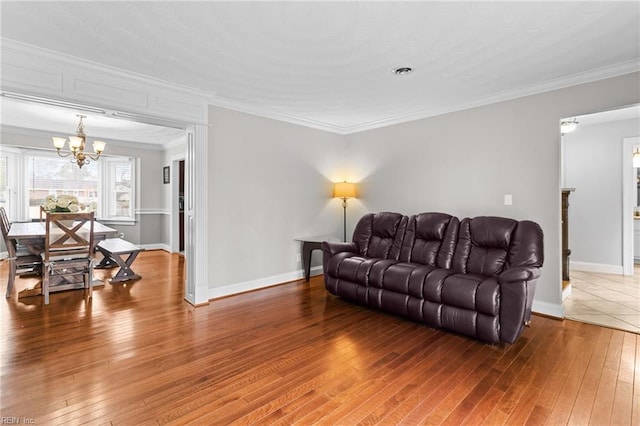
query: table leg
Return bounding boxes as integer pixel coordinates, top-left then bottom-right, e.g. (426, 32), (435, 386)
(301, 241), (322, 282)
(109, 251), (142, 283)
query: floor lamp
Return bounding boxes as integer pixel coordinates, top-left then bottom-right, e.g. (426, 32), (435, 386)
(334, 181), (356, 242)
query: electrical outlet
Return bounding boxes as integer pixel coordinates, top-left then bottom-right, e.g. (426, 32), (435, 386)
(119, 232), (125, 238)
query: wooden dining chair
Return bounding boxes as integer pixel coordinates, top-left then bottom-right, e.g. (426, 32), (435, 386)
(41, 212), (95, 305)
(1, 207), (42, 298)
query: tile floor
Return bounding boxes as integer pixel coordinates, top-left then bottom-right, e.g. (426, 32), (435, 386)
(563, 266), (640, 334)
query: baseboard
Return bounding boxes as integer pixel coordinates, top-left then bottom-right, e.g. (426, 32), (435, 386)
(140, 243), (171, 252)
(570, 261), (623, 275)
(532, 300), (564, 319)
(208, 266), (323, 300)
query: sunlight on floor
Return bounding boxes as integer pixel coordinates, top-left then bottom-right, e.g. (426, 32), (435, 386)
(564, 266), (640, 334)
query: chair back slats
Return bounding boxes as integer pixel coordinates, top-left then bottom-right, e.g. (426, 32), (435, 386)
(0, 207), (17, 258)
(44, 212), (95, 262)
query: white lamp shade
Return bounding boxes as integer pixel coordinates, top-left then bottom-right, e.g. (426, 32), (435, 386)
(93, 140), (106, 153)
(68, 136), (82, 149)
(52, 137), (67, 149)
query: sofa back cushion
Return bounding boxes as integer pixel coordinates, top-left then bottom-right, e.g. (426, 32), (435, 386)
(399, 212), (459, 268)
(452, 216), (518, 276)
(506, 220), (544, 269)
(352, 212), (407, 260)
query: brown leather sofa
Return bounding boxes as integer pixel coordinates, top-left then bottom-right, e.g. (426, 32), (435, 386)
(322, 212), (544, 344)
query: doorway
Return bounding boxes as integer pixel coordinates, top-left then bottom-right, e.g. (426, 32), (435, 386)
(171, 155), (186, 254)
(179, 159), (185, 253)
(561, 105), (640, 333)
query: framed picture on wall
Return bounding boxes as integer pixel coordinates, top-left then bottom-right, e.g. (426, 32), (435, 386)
(163, 166), (170, 184)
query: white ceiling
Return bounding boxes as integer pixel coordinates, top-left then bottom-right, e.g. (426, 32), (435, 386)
(1, 1), (639, 140)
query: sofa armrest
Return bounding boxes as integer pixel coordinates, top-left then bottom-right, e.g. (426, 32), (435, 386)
(322, 241), (359, 256)
(322, 241), (360, 278)
(499, 266), (541, 284)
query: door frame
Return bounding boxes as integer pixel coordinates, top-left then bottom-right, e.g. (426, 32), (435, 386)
(622, 137), (639, 275)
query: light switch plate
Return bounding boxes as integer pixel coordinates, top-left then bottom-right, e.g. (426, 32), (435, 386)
(504, 194), (513, 205)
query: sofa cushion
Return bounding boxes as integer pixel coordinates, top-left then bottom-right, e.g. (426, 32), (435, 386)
(369, 262), (434, 295)
(506, 220), (544, 269)
(352, 212), (407, 260)
(399, 212), (459, 269)
(441, 274), (500, 316)
(333, 256), (380, 286)
(452, 216), (517, 276)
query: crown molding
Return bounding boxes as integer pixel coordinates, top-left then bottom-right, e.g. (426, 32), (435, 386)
(1, 38), (215, 101)
(1, 125), (168, 151)
(1, 38), (211, 125)
(214, 60), (640, 135)
(3, 37), (638, 136)
(208, 95), (349, 135)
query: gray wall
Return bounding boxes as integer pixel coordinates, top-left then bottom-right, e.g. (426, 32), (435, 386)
(344, 72), (640, 314)
(207, 106), (346, 288)
(564, 118), (640, 267)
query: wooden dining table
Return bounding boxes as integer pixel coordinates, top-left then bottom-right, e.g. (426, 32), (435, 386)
(8, 221), (118, 298)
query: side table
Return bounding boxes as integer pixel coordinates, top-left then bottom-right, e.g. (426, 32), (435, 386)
(294, 235), (340, 281)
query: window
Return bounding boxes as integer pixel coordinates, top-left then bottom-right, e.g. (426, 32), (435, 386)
(102, 157), (134, 220)
(27, 153), (98, 220)
(0, 147), (135, 222)
(0, 148), (21, 221)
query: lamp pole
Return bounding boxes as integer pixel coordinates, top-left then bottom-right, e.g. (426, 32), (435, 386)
(342, 197), (348, 242)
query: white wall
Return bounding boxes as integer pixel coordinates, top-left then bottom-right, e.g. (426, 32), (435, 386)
(207, 106), (346, 296)
(344, 72), (640, 317)
(564, 118), (640, 269)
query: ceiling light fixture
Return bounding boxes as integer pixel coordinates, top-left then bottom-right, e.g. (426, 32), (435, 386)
(560, 118), (578, 134)
(393, 67), (413, 75)
(52, 114), (106, 169)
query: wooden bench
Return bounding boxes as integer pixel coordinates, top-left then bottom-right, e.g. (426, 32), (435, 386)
(95, 238), (144, 283)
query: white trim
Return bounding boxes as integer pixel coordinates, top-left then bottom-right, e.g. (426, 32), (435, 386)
(184, 125), (209, 305)
(1, 38), (210, 124)
(140, 243), (170, 252)
(1, 126), (168, 151)
(208, 266), (323, 300)
(622, 137), (639, 276)
(532, 300), (564, 319)
(135, 209), (170, 215)
(571, 261), (624, 275)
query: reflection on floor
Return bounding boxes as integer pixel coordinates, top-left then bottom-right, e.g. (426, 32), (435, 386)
(564, 266), (640, 334)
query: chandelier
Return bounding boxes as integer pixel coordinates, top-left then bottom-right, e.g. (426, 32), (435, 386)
(52, 114), (106, 168)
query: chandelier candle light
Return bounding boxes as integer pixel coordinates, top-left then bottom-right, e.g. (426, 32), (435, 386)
(52, 114), (106, 168)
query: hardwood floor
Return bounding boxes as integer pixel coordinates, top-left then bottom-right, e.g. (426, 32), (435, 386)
(1, 250), (639, 425)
